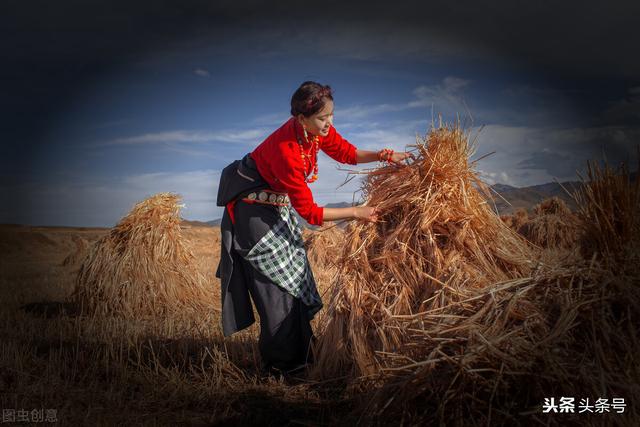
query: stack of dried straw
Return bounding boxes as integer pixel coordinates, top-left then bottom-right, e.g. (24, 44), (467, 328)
(518, 197), (581, 249)
(310, 123), (640, 425)
(71, 193), (215, 318)
(313, 123), (536, 378)
(501, 207), (529, 231)
(575, 159), (640, 265)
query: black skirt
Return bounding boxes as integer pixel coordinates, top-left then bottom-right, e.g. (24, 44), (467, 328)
(229, 199), (320, 371)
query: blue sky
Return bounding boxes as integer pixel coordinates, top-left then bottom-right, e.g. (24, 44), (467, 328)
(2, 2), (639, 227)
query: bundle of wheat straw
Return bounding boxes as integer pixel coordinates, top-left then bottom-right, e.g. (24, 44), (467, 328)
(310, 124), (640, 425)
(575, 159), (640, 264)
(304, 225), (346, 329)
(500, 208), (528, 231)
(304, 225), (345, 274)
(518, 197), (580, 249)
(513, 207), (529, 229)
(71, 193), (215, 318)
(533, 196), (570, 216)
(312, 122), (537, 379)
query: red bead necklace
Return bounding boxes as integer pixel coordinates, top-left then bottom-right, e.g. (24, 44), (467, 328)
(296, 121), (320, 183)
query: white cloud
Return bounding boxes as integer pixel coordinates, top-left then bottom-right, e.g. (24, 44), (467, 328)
(251, 112), (291, 126)
(99, 128), (271, 146)
(193, 68), (211, 78)
(409, 77), (471, 109)
(477, 169), (515, 186)
(336, 103), (408, 121)
(335, 77), (471, 123)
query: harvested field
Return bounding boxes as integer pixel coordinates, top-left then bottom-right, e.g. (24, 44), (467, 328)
(1, 124), (638, 426)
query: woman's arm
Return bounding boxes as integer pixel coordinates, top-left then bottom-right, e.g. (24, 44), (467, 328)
(323, 206), (377, 222)
(356, 148), (414, 164)
(355, 149), (380, 164)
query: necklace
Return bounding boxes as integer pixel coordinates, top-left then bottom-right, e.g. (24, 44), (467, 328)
(296, 121), (320, 183)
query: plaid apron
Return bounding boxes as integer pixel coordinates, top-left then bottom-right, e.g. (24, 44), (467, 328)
(242, 204), (323, 316)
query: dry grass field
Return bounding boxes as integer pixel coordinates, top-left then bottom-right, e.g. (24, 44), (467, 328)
(1, 125), (638, 426)
(0, 222), (349, 426)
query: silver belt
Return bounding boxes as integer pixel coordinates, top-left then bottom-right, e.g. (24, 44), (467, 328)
(242, 190), (290, 206)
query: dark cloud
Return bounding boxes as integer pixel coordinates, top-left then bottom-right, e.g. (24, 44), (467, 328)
(517, 151), (581, 178)
(3, 1), (639, 101)
(603, 87), (640, 125)
(1, 0), (639, 161)
(515, 125), (640, 178)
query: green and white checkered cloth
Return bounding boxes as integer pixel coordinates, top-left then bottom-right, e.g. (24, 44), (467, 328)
(243, 205), (322, 311)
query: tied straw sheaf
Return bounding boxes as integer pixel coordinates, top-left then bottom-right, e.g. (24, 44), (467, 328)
(71, 193), (215, 318)
(517, 197), (581, 250)
(309, 121), (640, 425)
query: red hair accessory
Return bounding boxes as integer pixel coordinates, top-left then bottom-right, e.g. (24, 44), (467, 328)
(305, 87), (332, 109)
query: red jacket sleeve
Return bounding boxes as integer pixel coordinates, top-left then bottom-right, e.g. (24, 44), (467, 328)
(271, 141), (324, 226)
(321, 125), (358, 165)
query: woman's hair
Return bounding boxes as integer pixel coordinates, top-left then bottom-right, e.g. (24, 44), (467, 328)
(290, 81), (333, 117)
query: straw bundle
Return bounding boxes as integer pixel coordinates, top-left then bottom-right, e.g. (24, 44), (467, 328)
(304, 225), (346, 329)
(500, 208), (529, 231)
(512, 207), (529, 230)
(310, 125), (640, 425)
(62, 236), (89, 267)
(71, 193), (215, 317)
(312, 123), (537, 379)
(518, 198), (580, 249)
(304, 225), (345, 276)
(575, 159), (640, 265)
(533, 196), (571, 216)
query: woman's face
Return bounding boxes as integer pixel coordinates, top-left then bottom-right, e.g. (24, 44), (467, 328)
(298, 98), (334, 138)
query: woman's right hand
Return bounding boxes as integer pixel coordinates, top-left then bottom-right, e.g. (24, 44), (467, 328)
(354, 206), (378, 222)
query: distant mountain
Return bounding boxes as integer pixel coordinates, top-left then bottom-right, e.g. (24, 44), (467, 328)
(488, 180), (584, 214)
(180, 219), (215, 228)
(489, 183), (517, 193)
(492, 171), (635, 214)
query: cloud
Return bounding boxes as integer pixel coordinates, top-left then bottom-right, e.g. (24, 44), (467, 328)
(336, 103), (408, 121)
(603, 86), (640, 125)
(409, 77), (471, 108)
(99, 128), (270, 146)
(251, 112), (291, 126)
(193, 67), (211, 78)
(472, 124), (640, 186)
(516, 151), (576, 177)
(237, 22), (486, 64)
(477, 169), (514, 186)
(336, 77), (471, 122)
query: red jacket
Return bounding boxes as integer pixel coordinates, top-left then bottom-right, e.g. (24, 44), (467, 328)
(250, 117), (357, 226)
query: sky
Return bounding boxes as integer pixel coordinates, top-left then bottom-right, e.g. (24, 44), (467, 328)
(1, 0), (639, 227)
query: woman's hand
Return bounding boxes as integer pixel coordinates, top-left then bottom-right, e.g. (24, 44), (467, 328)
(389, 151), (413, 165)
(355, 149), (415, 165)
(353, 206), (378, 222)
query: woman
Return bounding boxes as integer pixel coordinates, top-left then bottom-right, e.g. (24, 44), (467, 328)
(215, 81), (411, 375)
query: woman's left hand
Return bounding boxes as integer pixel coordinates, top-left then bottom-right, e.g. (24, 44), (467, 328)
(389, 151), (414, 165)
